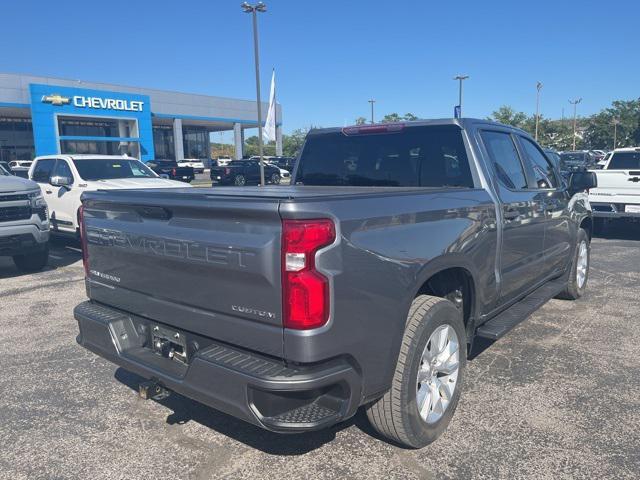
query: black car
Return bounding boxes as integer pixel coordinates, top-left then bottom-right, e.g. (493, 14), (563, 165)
(559, 151), (596, 174)
(146, 160), (194, 183)
(269, 156), (297, 172)
(210, 159), (282, 186)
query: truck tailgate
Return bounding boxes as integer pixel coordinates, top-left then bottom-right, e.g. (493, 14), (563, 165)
(591, 170), (640, 204)
(82, 189), (284, 357)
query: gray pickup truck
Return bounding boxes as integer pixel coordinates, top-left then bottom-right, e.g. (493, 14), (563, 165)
(74, 119), (596, 448)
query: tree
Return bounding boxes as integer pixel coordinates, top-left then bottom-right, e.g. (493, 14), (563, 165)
(379, 112), (418, 123)
(583, 99), (640, 150)
(282, 128), (309, 157)
(354, 117), (367, 125)
(488, 106), (528, 129)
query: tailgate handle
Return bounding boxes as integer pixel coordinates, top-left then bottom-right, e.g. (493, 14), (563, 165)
(135, 206), (173, 220)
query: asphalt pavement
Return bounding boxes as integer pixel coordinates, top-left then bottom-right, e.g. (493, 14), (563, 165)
(1, 226), (639, 479)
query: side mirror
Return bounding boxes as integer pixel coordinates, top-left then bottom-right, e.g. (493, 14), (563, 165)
(568, 171), (597, 193)
(50, 175), (71, 187)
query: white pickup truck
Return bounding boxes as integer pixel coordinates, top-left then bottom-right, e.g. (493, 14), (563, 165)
(589, 148), (640, 232)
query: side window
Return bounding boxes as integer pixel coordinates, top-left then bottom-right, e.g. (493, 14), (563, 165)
(52, 160), (74, 183)
(519, 138), (558, 189)
(480, 131), (527, 190)
(31, 159), (56, 183)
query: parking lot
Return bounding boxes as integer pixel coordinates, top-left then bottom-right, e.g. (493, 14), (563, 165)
(1, 226), (639, 480)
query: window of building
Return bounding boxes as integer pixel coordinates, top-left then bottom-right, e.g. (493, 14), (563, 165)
(481, 131), (527, 190)
(182, 126), (209, 159)
(58, 117), (120, 137)
(153, 126), (175, 160)
(0, 118), (35, 162)
(60, 140), (139, 158)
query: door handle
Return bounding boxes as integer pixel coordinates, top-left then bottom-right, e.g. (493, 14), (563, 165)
(45, 190), (52, 194)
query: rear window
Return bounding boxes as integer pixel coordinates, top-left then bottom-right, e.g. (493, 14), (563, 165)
(296, 125), (474, 188)
(607, 152), (640, 170)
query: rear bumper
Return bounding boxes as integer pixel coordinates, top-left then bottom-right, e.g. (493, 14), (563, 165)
(74, 301), (362, 432)
(590, 202), (640, 218)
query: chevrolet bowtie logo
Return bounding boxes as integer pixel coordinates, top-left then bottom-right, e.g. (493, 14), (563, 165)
(41, 94), (71, 106)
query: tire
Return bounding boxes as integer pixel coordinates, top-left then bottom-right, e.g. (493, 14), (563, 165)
(234, 174), (246, 186)
(12, 244), (49, 272)
(366, 295), (466, 448)
(270, 173), (281, 185)
(557, 228), (590, 300)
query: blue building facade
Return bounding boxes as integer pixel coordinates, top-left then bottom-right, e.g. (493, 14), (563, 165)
(29, 84), (154, 160)
(0, 73), (283, 164)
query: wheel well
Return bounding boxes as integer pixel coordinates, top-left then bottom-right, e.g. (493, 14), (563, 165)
(580, 217), (593, 241)
(417, 267), (475, 329)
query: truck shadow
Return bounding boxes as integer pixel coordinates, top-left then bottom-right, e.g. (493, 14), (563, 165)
(0, 235), (81, 280)
(114, 368), (384, 454)
(593, 221), (640, 241)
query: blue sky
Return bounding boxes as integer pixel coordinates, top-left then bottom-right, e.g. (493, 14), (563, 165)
(6, 0), (639, 137)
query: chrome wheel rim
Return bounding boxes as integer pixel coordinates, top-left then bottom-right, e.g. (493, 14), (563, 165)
(271, 174), (280, 184)
(235, 175), (245, 186)
(576, 240), (588, 288)
(416, 324), (460, 424)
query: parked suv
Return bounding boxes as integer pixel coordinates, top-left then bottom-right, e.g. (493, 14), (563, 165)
(29, 155), (190, 235)
(0, 165), (49, 271)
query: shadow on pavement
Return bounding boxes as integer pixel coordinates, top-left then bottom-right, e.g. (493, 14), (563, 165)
(594, 220), (640, 241)
(0, 234), (81, 280)
(114, 368), (387, 455)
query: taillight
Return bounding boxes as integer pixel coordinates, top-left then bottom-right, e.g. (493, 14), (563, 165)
(342, 123), (404, 136)
(172, 168), (176, 176)
(282, 219), (336, 330)
(225, 167), (231, 175)
(78, 205), (89, 277)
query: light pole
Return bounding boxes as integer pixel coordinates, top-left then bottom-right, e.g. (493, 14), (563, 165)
(453, 75), (469, 117)
(612, 117), (620, 150)
(535, 82), (543, 141)
(242, 1), (267, 186)
(568, 98), (582, 151)
(368, 99), (376, 124)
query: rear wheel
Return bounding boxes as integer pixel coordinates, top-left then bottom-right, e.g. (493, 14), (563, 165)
(557, 228), (590, 300)
(366, 295), (466, 448)
(13, 244), (49, 272)
(234, 174), (246, 186)
(270, 173), (281, 185)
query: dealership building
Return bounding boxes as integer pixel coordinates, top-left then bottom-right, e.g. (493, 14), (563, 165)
(0, 73), (282, 163)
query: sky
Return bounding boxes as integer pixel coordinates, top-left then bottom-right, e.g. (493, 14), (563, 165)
(4, 0), (639, 138)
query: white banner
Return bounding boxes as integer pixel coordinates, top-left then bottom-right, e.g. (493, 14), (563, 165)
(263, 70), (276, 142)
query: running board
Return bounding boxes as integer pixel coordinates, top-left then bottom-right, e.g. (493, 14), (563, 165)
(476, 278), (566, 340)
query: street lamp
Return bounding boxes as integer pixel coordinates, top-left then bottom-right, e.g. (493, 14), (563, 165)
(568, 97), (582, 151)
(535, 82), (543, 141)
(368, 99), (376, 124)
(612, 117), (620, 150)
(453, 75), (469, 117)
(242, 1), (267, 186)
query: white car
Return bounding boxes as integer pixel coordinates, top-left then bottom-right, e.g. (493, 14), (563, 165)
(596, 151), (612, 169)
(177, 158), (205, 173)
(9, 160), (32, 178)
(266, 162), (291, 184)
(216, 157), (232, 167)
(589, 147), (640, 232)
(29, 155), (191, 234)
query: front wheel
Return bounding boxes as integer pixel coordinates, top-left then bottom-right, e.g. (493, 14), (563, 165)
(366, 295), (466, 448)
(557, 228), (590, 300)
(13, 244), (49, 272)
(270, 173), (281, 185)
(233, 174), (246, 186)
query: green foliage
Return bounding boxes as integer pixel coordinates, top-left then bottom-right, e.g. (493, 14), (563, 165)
(583, 99), (640, 150)
(354, 117), (367, 125)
